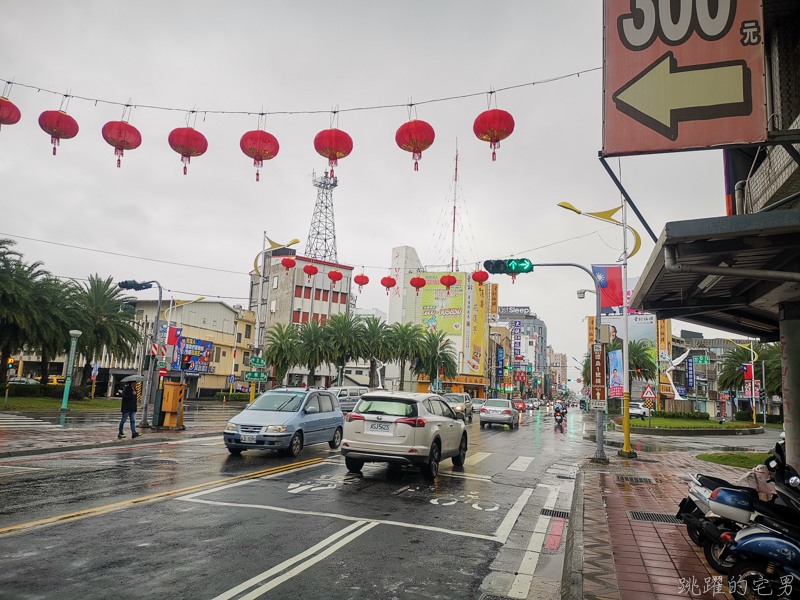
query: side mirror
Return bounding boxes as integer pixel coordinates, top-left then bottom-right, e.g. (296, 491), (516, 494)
(305, 406), (318, 414)
(456, 412), (465, 421)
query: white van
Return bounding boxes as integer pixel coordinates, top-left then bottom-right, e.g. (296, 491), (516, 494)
(328, 386), (370, 412)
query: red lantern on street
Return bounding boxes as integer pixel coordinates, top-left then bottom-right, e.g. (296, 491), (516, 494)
(328, 269), (343, 289)
(38, 110), (79, 155)
(354, 273), (369, 293)
(410, 276), (426, 296)
(471, 270), (489, 287)
(168, 127), (208, 175)
(380, 276), (396, 295)
(303, 264), (318, 282)
(101, 121), (142, 168)
(0, 97), (21, 131)
(314, 128), (353, 178)
(240, 130), (279, 182)
(395, 120), (435, 171)
(281, 257), (296, 274)
(440, 274), (457, 296)
(473, 109), (515, 161)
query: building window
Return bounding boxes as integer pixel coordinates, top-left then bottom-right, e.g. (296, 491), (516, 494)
(212, 320), (217, 329)
(320, 314), (327, 325)
(270, 299), (276, 313)
(214, 347), (221, 363)
(301, 312), (309, 324)
(345, 369), (352, 374)
(222, 351), (227, 357)
(237, 333), (242, 343)
(332, 291), (340, 303)
(323, 290), (329, 302)
(313, 314), (320, 323)
(272, 276), (279, 290)
(234, 364), (239, 372)
(243, 351), (250, 363)
(355, 370), (363, 375)
(292, 311), (301, 324)
(340, 293), (347, 304)
(304, 287), (311, 299)
(245, 324), (252, 339)
(295, 286), (303, 298)
(314, 289), (321, 301)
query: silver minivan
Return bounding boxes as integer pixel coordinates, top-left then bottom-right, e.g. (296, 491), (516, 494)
(328, 386), (369, 412)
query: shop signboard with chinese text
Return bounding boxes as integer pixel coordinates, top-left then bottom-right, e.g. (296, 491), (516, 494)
(591, 343), (606, 401)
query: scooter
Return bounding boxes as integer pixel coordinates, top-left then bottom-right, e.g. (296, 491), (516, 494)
(554, 409), (563, 425)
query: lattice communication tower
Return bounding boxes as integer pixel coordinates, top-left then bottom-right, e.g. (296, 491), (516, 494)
(304, 171), (338, 263)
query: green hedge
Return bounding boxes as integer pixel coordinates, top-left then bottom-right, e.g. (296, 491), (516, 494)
(735, 411), (783, 424)
(6, 384), (89, 400)
(652, 410), (710, 420)
(213, 392), (251, 402)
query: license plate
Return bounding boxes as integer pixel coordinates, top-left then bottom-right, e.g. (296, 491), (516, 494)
(241, 434), (257, 443)
(370, 422), (390, 431)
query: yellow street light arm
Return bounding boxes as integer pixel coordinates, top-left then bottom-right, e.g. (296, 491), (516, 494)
(254, 237), (300, 277)
(727, 339), (759, 361)
(557, 202), (642, 259)
(163, 297), (205, 322)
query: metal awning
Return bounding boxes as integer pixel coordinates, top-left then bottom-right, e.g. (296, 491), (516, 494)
(631, 210), (800, 341)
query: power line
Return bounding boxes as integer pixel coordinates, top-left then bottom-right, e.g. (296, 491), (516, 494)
(2, 68), (601, 119)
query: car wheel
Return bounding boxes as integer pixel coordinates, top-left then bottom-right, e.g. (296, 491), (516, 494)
(287, 432), (303, 457)
(422, 442), (441, 480)
(227, 447), (242, 455)
(345, 457), (364, 472)
(452, 436), (467, 467)
(328, 427), (343, 449)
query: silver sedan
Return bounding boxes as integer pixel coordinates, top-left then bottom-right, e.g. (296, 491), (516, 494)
(479, 399), (520, 429)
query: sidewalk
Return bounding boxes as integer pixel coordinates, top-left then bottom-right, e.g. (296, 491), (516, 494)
(565, 451), (754, 600)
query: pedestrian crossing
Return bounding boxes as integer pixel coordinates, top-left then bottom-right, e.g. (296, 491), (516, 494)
(0, 414), (63, 430)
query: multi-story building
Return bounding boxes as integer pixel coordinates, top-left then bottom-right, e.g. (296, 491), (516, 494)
(547, 346), (568, 395)
(497, 306), (548, 373)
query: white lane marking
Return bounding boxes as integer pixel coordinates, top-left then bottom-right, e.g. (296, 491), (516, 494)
(507, 484), (561, 599)
(179, 462), (328, 500)
(492, 488), (534, 544)
(439, 472), (492, 482)
(0, 465), (45, 471)
(179, 498), (498, 541)
(211, 521), (367, 600)
(463, 451), (491, 466)
(239, 522), (379, 599)
(507, 456), (534, 472)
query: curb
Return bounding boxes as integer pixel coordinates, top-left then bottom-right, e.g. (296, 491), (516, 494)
(0, 431), (220, 459)
(560, 470), (585, 600)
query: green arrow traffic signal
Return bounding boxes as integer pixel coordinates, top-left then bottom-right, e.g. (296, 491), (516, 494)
(483, 259), (534, 275)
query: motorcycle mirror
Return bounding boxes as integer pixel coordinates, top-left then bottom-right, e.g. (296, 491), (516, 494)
(790, 476), (800, 488)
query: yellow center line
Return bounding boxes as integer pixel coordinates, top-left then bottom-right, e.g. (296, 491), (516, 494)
(0, 458), (326, 537)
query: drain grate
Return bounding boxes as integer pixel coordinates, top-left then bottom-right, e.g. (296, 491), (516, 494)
(541, 508), (570, 519)
(556, 475), (575, 480)
(628, 510), (682, 524)
(480, 595), (515, 600)
(615, 475), (655, 483)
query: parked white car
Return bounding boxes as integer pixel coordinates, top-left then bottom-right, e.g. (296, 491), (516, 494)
(341, 391), (468, 479)
(629, 402), (651, 419)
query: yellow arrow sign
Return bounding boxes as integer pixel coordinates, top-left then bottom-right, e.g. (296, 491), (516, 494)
(613, 52), (752, 141)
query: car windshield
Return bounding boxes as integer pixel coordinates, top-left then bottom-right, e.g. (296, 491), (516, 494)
(356, 398), (418, 417)
(484, 400), (509, 408)
(442, 394), (461, 401)
(249, 392), (306, 412)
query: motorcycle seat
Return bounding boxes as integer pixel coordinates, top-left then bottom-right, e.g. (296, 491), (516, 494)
(754, 514), (800, 542)
(752, 499), (795, 522)
(697, 475), (759, 497)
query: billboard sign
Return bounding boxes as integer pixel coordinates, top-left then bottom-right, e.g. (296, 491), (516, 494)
(603, 0), (766, 156)
(172, 337), (213, 373)
(463, 279), (487, 377)
(608, 349), (624, 398)
(421, 272), (465, 338)
(591, 343), (606, 401)
(498, 306), (530, 316)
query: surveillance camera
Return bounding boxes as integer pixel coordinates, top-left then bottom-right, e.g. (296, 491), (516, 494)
(577, 290), (585, 299)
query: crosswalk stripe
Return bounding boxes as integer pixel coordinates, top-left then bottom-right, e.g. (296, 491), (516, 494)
(507, 456), (534, 472)
(464, 451), (491, 466)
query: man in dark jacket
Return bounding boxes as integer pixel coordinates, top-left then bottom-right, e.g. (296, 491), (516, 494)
(119, 383), (141, 439)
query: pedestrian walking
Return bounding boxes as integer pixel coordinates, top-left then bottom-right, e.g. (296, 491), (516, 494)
(119, 383), (141, 439)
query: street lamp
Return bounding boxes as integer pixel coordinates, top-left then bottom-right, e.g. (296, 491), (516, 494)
(60, 330), (82, 411)
(558, 200), (642, 459)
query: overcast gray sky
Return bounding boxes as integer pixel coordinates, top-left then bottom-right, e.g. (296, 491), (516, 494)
(0, 1), (733, 384)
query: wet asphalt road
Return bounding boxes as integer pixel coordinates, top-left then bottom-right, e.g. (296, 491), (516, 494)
(0, 408), (593, 600)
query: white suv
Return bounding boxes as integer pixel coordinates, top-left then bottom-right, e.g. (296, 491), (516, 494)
(629, 402), (650, 419)
(341, 392), (468, 479)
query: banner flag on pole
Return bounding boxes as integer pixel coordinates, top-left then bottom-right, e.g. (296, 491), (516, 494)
(743, 363), (754, 380)
(592, 264), (624, 308)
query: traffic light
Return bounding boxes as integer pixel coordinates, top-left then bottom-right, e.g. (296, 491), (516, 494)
(6, 358), (14, 369)
(181, 355), (192, 371)
(118, 280), (154, 291)
(483, 258), (534, 275)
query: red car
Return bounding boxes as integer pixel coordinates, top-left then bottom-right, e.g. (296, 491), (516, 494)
(512, 400), (526, 412)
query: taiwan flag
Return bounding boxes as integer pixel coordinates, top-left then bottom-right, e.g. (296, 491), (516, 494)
(592, 264), (624, 308)
(167, 326), (183, 345)
(743, 364), (754, 380)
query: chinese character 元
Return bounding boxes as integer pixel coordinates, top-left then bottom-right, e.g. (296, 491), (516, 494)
(740, 20), (761, 45)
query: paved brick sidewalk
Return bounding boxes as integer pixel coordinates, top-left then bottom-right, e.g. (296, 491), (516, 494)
(574, 452), (754, 600)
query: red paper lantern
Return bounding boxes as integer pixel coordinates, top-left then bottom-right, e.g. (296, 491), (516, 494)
(440, 274), (457, 296)
(328, 269), (343, 289)
(240, 130), (279, 182)
(410, 276), (426, 296)
(314, 128), (353, 178)
(471, 270), (489, 287)
(354, 273), (369, 293)
(395, 120), (435, 171)
(101, 121), (142, 168)
(0, 98), (21, 131)
(473, 109), (515, 161)
(303, 264), (319, 282)
(380, 276), (396, 295)
(168, 127), (208, 175)
(38, 110), (79, 155)
(281, 257), (296, 274)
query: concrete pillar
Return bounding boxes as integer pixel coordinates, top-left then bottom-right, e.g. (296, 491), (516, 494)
(780, 302), (800, 472)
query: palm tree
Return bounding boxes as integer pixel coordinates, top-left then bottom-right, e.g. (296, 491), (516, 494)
(361, 316), (391, 388)
(297, 319), (332, 385)
(718, 344), (760, 393)
(413, 330), (458, 387)
(390, 322), (425, 391)
(762, 343), (782, 396)
(75, 275), (140, 382)
(324, 313), (364, 385)
(263, 323), (300, 386)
